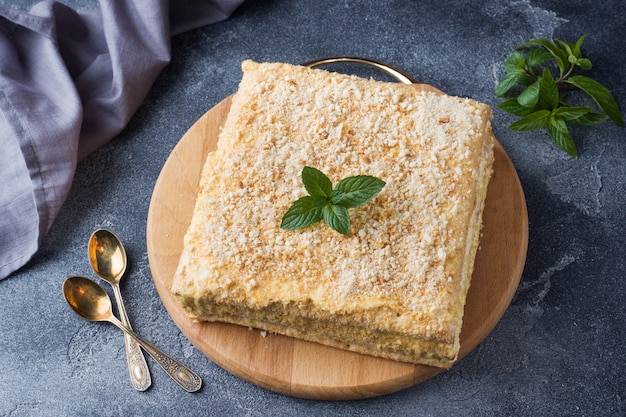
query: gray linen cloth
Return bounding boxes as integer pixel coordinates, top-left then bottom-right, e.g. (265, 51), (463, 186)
(0, 0), (244, 279)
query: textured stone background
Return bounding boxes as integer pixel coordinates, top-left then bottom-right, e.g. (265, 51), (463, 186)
(1, 0), (624, 416)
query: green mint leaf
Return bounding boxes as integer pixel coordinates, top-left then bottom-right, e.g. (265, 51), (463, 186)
(565, 75), (624, 126)
(329, 189), (346, 205)
(280, 196), (326, 230)
(509, 110), (550, 131)
(497, 51), (536, 96)
(525, 48), (553, 67)
(334, 175), (386, 208)
(538, 68), (559, 110)
(495, 71), (524, 96)
(322, 204), (350, 235)
(518, 38), (568, 76)
(547, 117), (578, 158)
(572, 34), (588, 58)
(576, 58), (592, 70)
(302, 166), (332, 198)
(557, 35), (591, 69)
(281, 167), (385, 234)
(553, 106), (592, 121)
(517, 79), (541, 108)
(559, 40), (577, 61)
(504, 51), (526, 73)
(498, 98), (535, 117)
(571, 111), (608, 126)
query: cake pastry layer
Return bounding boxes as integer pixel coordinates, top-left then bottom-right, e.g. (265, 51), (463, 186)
(171, 60), (495, 369)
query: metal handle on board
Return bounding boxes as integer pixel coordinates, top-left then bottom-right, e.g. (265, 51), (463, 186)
(302, 56), (417, 84)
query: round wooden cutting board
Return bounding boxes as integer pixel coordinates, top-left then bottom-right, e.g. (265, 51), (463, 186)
(146, 85), (529, 401)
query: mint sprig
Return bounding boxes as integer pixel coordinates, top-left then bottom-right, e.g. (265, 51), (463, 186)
(495, 34), (624, 158)
(280, 166), (385, 235)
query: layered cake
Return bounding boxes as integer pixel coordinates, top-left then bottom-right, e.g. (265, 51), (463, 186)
(171, 60), (495, 368)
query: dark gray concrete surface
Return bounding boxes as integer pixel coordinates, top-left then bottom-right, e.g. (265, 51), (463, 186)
(1, 1), (624, 416)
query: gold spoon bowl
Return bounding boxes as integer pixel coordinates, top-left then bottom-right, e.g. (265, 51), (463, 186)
(63, 276), (202, 393)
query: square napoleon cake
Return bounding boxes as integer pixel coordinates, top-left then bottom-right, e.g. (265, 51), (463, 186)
(171, 60), (495, 368)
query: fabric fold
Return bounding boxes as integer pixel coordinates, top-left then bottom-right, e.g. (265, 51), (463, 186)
(0, 0), (244, 279)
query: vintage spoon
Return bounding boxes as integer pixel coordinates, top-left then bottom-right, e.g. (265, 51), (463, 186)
(88, 228), (151, 391)
(63, 276), (202, 392)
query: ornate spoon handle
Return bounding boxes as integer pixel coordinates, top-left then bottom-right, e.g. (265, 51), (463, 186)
(108, 315), (202, 393)
(111, 283), (152, 391)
